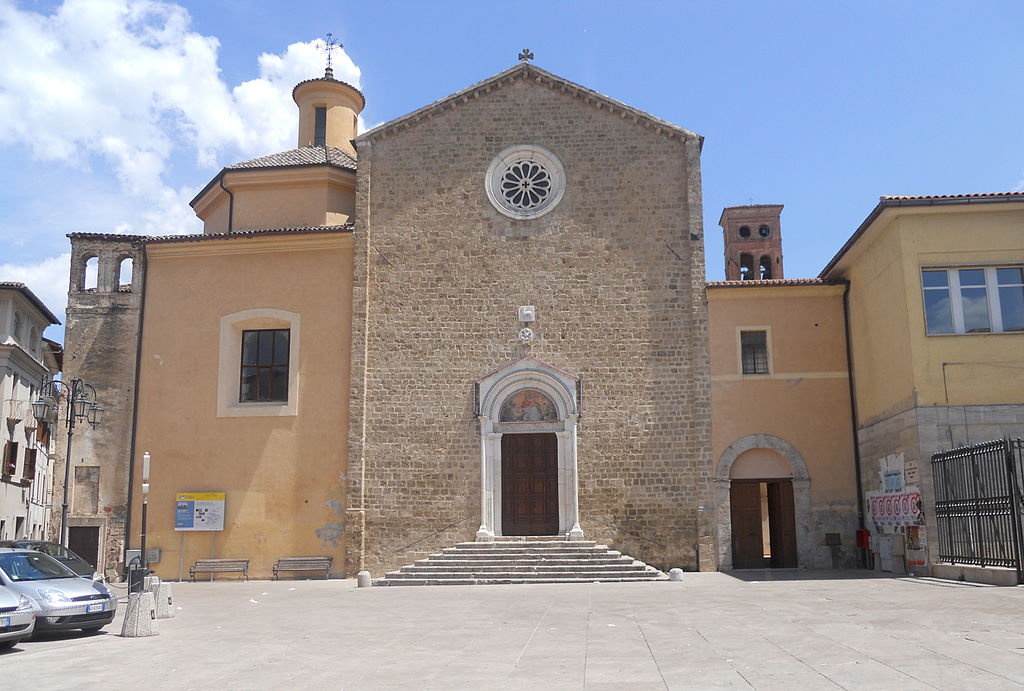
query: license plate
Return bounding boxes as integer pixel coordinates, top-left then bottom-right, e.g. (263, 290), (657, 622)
(86, 603), (105, 613)
(0, 617), (8, 627)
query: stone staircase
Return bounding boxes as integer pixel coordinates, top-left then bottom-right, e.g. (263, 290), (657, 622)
(376, 536), (667, 586)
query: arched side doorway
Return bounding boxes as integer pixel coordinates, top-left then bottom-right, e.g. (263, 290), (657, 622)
(715, 434), (812, 570)
(475, 356), (583, 541)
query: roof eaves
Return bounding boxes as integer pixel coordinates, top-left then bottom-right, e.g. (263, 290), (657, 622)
(0, 282), (61, 325)
(819, 191), (1024, 278)
(142, 225), (353, 245)
(356, 63), (701, 144)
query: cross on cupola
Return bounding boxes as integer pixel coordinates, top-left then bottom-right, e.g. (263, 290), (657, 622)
(321, 32), (341, 78)
(518, 48), (534, 62)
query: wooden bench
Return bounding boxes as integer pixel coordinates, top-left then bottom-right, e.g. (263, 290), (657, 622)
(189, 558), (250, 582)
(272, 556), (333, 580)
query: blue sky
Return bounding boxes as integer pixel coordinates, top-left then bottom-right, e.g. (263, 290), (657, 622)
(2, 0), (1022, 342)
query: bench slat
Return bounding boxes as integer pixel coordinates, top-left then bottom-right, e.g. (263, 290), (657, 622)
(190, 558), (250, 582)
(273, 556), (332, 580)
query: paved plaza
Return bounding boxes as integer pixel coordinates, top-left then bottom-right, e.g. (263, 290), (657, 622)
(3, 570), (1024, 689)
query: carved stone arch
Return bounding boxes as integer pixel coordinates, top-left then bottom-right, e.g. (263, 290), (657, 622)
(714, 433), (812, 570)
(474, 356), (583, 541)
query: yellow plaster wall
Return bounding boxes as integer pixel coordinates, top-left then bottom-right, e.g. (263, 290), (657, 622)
(833, 203), (1024, 420)
(835, 219), (916, 425)
(131, 233), (354, 579)
(898, 207), (1024, 406)
(709, 285), (856, 500)
(195, 171), (356, 234)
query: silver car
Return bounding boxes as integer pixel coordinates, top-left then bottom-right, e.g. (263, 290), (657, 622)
(0, 548), (117, 634)
(0, 583), (35, 649)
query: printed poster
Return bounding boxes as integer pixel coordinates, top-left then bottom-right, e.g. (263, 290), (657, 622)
(175, 492), (226, 531)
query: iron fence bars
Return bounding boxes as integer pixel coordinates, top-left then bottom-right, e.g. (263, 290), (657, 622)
(931, 438), (1024, 583)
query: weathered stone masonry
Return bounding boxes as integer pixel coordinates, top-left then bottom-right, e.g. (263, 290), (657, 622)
(346, 65), (713, 576)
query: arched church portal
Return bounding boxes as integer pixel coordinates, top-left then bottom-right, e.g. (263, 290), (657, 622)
(715, 435), (812, 570)
(475, 358), (583, 541)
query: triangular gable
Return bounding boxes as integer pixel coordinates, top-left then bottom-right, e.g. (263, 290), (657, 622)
(356, 62), (702, 146)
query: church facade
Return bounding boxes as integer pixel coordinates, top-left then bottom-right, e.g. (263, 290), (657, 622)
(62, 62), (717, 579)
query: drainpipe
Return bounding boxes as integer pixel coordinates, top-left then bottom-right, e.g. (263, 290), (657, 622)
(123, 244), (148, 572)
(218, 174), (234, 233)
(841, 280), (867, 565)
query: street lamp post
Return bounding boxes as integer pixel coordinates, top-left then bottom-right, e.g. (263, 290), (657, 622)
(32, 377), (103, 547)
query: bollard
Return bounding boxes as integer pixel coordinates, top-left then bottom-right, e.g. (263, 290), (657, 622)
(120, 591), (159, 637)
(668, 568), (684, 582)
(357, 570), (372, 587)
(153, 583), (174, 619)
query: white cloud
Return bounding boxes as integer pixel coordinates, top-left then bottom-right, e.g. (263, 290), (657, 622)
(0, 0), (361, 237)
(1013, 175), (1024, 193)
(0, 253), (71, 327)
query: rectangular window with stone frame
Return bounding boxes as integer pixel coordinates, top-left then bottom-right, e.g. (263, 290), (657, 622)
(741, 330), (769, 375)
(239, 329), (290, 402)
(2, 440), (17, 476)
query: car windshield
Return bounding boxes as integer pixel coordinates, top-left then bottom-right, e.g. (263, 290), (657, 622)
(23, 542), (77, 560)
(0, 552), (77, 581)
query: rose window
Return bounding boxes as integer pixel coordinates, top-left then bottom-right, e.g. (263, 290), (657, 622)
(486, 145), (566, 219)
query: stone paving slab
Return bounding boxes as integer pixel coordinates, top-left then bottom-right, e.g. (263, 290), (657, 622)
(2, 570), (1023, 689)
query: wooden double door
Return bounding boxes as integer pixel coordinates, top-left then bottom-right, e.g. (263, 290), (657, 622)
(501, 433), (559, 536)
(730, 479), (797, 569)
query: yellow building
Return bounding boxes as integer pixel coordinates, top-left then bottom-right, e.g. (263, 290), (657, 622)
(709, 206), (859, 570)
(821, 192), (1024, 579)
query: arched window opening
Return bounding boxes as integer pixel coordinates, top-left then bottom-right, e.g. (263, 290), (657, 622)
(83, 256), (99, 291)
(13, 312), (22, 340)
(119, 257), (134, 291)
(760, 255), (773, 280)
(739, 253), (755, 281)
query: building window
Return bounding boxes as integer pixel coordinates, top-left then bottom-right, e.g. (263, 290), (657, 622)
(922, 267), (1024, 334)
(22, 449), (35, 483)
(741, 331), (769, 374)
(2, 441), (17, 476)
(485, 144), (566, 220)
(240, 329), (290, 402)
(314, 107), (327, 146)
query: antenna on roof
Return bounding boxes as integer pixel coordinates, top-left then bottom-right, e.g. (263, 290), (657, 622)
(321, 33), (341, 78)
(518, 48), (534, 63)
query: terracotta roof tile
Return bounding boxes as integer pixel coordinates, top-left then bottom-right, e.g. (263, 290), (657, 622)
(227, 146), (357, 171)
(0, 282), (61, 324)
(706, 278), (842, 288)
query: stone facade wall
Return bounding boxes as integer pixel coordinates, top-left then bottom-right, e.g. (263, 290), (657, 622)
(62, 235), (145, 578)
(347, 69), (712, 576)
(857, 403), (1024, 569)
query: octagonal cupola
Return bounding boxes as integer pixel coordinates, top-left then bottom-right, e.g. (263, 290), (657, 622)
(292, 67), (365, 155)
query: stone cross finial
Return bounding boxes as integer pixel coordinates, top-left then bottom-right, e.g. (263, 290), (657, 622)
(518, 48), (534, 62)
(322, 33), (341, 77)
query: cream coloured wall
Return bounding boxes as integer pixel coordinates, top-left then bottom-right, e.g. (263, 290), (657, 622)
(897, 206), (1024, 406)
(831, 202), (1024, 419)
(709, 284), (858, 562)
(194, 169), (356, 234)
(834, 219), (916, 426)
(131, 232), (354, 579)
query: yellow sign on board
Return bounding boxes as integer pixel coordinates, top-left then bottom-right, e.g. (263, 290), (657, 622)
(176, 492), (225, 502)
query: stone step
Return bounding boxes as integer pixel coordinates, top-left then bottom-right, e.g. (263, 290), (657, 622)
(415, 557), (634, 567)
(450, 541), (599, 549)
(377, 574), (667, 586)
(441, 547), (617, 557)
(398, 563), (651, 574)
(377, 538), (665, 587)
(385, 569), (662, 579)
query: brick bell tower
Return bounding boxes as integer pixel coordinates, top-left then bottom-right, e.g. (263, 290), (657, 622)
(719, 205), (784, 281)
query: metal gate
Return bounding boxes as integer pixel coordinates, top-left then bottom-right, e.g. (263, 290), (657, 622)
(931, 438), (1024, 584)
